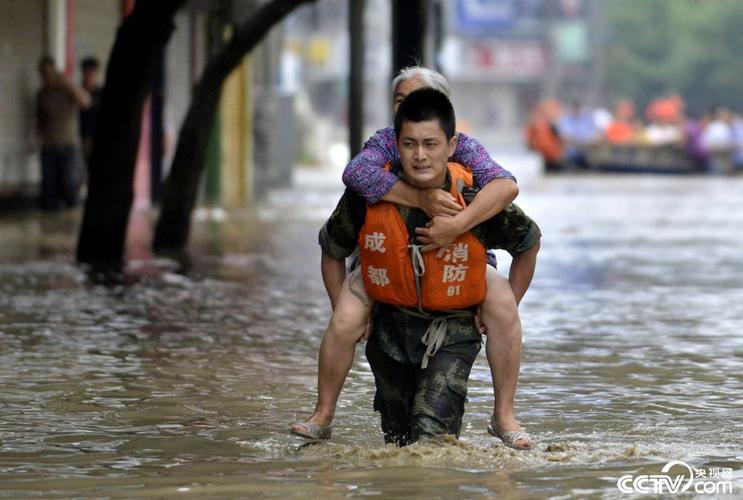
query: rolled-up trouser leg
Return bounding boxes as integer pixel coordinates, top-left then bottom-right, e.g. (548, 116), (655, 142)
(411, 339), (481, 443)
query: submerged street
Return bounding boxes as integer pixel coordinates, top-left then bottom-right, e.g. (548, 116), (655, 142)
(1, 161), (742, 497)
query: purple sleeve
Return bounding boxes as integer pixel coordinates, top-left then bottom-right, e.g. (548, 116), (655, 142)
(452, 132), (517, 188)
(342, 127), (401, 204)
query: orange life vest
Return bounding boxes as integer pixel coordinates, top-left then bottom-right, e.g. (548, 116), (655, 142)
(525, 118), (562, 162)
(358, 162), (487, 311)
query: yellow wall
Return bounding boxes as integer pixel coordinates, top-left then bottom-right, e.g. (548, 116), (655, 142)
(219, 56), (254, 206)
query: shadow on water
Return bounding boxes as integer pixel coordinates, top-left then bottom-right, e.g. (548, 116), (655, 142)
(0, 168), (742, 497)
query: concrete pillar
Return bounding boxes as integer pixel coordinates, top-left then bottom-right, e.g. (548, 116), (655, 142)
(46, 0), (72, 74)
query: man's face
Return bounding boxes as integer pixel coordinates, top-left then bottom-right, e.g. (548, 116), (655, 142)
(82, 68), (98, 89)
(39, 63), (57, 84)
(397, 119), (457, 188)
(393, 77), (425, 113)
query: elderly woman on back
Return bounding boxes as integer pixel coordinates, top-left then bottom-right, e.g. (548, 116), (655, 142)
(292, 67), (538, 450)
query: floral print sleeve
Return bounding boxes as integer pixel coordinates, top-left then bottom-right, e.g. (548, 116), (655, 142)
(453, 132), (516, 188)
(341, 128), (401, 204)
(342, 127), (516, 204)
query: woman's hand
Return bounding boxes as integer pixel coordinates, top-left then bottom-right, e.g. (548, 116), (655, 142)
(417, 188), (463, 217)
(415, 215), (465, 251)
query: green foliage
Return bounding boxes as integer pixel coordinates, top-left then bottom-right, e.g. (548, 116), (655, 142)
(604, 0), (743, 114)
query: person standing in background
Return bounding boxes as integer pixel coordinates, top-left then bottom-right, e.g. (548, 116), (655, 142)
(79, 56), (102, 184)
(558, 101), (598, 169)
(36, 55), (90, 211)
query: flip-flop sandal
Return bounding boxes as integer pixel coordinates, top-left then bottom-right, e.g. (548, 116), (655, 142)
(487, 414), (533, 450)
(290, 421), (333, 440)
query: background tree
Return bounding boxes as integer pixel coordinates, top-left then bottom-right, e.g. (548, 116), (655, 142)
(604, 0), (743, 113)
(153, 0), (316, 254)
(391, 0), (427, 76)
(76, 0), (185, 267)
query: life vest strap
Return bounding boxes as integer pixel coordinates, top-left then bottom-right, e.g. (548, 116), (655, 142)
(421, 317), (447, 369)
(408, 243), (426, 314)
(408, 244), (426, 277)
(394, 305), (474, 369)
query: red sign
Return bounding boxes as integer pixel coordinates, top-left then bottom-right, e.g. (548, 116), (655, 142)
(445, 39), (547, 81)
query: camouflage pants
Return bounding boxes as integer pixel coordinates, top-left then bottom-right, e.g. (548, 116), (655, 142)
(365, 337), (481, 446)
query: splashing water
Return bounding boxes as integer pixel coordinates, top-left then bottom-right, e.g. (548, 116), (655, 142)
(0, 166), (742, 497)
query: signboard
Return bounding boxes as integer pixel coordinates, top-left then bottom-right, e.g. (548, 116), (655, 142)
(443, 38), (547, 81)
(552, 21), (589, 62)
(454, 0), (517, 33)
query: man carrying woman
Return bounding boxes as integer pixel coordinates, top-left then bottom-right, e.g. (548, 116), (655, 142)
(292, 68), (539, 449)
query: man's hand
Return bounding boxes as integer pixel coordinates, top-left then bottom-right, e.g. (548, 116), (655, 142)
(358, 316), (373, 343)
(474, 306), (487, 335)
(415, 215), (464, 251)
(417, 188), (462, 217)
(59, 74), (92, 108)
(59, 73), (74, 88)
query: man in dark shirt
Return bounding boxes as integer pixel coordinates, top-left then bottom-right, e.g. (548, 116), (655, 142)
(79, 56), (102, 172)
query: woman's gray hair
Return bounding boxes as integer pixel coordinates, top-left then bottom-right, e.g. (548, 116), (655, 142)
(391, 66), (451, 98)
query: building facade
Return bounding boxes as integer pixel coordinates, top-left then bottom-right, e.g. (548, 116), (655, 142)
(0, 0), (280, 208)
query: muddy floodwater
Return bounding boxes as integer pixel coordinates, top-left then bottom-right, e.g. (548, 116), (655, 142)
(1, 162), (742, 498)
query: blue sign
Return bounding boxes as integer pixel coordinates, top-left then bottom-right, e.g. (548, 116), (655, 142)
(454, 0), (517, 33)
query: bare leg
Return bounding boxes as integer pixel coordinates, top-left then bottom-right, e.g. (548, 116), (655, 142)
(293, 269), (372, 429)
(481, 267), (531, 448)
